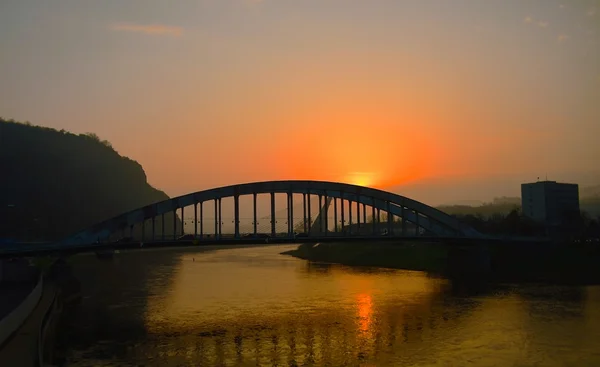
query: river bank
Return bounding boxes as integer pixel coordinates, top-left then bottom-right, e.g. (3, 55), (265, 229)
(282, 241), (600, 284)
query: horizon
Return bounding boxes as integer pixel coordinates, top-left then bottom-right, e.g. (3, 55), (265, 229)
(2, 0), (599, 206)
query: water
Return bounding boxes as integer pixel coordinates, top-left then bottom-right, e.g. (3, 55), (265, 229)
(62, 244), (600, 366)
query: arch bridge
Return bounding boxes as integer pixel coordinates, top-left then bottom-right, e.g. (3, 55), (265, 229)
(63, 180), (480, 246)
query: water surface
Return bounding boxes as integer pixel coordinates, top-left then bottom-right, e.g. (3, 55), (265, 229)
(63, 244), (600, 366)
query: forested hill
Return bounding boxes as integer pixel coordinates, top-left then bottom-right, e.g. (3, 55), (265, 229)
(0, 118), (178, 241)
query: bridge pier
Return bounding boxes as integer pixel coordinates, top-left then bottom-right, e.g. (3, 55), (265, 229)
(372, 203), (376, 235)
(234, 195), (240, 238)
(363, 203), (367, 232)
(317, 195), (322, 233)
(356, 200), (360, 234)
(307, 194), (312, 233)
(287, 192), (293, 237)
(218, 198), (222, 239)
(214, 199), (218, 239)
(323, 194), (328, 235)
(348, 199), (352, 235)
(302, 193), (307, 233)
(194, 203), (198, 238)
(340, 193), (345, 235)
(253, 193), (257, 236)
(172, 209), (176, 240)
(270, 192), (276, 237)
(200, 201), (204, 239)
(333, 197), (338, 233)
(385, 200), (394, 236)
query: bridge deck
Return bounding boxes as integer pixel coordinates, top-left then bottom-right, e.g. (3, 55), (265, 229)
(0, 235), (551, 258)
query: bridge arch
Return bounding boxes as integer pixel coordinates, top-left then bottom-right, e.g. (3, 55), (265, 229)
(62, 180), (480, 245)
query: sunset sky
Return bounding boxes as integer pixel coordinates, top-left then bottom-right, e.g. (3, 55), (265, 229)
(1, 0), (599, 205)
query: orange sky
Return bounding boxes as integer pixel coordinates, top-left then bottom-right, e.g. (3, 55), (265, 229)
(2, 0), (599, 204)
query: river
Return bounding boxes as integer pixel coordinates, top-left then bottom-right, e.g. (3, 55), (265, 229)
(60, 244), (600, 366)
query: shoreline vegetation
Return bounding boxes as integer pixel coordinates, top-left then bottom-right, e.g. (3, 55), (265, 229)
(282, 241), (600, 285)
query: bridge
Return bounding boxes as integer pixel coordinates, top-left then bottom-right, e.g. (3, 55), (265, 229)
(1, 180), (482, 256)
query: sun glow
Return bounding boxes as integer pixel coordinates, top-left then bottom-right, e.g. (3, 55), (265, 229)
(345, 172), (377, 187)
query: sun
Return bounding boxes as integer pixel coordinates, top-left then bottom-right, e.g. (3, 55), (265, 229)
(345, 172), (377, 187)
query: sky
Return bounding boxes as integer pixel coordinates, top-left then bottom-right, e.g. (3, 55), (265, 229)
(1, 0), (599, 205)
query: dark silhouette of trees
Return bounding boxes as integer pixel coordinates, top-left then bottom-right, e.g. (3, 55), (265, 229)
(0, 118), (179, 241)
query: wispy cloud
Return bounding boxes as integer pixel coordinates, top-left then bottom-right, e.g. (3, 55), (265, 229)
(109, 23), (184, 36)
(557, 34), (569, 43)
(523, 16), (549, 28)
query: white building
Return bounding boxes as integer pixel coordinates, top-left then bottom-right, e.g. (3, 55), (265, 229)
(521, 181), (580, 225)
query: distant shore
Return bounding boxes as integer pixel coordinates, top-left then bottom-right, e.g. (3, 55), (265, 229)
(282, 240), (600, 285)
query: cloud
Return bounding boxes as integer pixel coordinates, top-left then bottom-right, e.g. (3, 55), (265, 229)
(588, 7), (596, 16)
(524, 16), (549, 28)
(109, 23), (183, 36)
(557, 34), (569, 43)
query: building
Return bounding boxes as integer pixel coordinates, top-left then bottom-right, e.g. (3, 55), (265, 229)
(521, 181), (580, 226)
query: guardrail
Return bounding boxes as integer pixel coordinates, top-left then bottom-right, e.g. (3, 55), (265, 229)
(0, 275), (43, 347)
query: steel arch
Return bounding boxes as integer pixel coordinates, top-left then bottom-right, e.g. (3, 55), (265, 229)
(62, 180), (481, 245)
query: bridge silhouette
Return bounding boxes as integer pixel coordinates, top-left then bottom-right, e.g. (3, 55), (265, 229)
(1, 180), (482, 256)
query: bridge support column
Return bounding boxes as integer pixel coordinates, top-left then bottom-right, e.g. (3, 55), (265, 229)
(372, 202), (376, 235)
(200, 202), (203, 239)
(161, 213), (165, 241)
(386, 201), (392, 236)
(194, 203), (198, 238)
(363, 203), (367, 232)
(142, 220), (145, 242)
(318, 195), (322, 233)
(214, 199), (218, 238)
(348, 199), (353, 235)
(333, 197), (338, 233)
(302, 193), (307, 233)
(307, 193), (312, 233)
(287, 192), (293, 237)
(181, 207), (185, 237)
(356, 199), (360, 235)
(376, 208), (380, 235)
(253, 193), (257, 236)
(234, 195), (240, 239)
(218, 198), (222, 238)
(340, 193), (345, 235)
(270, 192), (276, 237)
(323, 193), (328, 236)
(173, 209), (177, 240)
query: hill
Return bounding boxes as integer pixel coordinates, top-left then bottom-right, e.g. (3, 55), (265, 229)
(0, 118), (179, 241)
